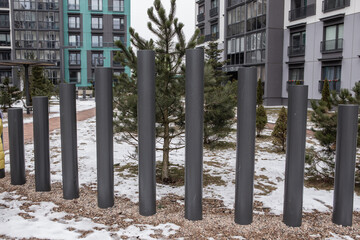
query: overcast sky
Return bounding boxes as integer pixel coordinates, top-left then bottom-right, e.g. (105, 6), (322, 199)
(131, 0), (196, 43)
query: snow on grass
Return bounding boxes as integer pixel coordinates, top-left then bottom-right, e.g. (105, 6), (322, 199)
(0, 191), (180, 239)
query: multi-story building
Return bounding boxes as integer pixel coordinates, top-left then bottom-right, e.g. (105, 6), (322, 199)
(195, 0), (225, 55)
(63, 0), (130, 87)
(223, 0), (285, 105)
(0, 0), (12, 84)
(282, 0), (360, 102)
(0, 0), (130, 88)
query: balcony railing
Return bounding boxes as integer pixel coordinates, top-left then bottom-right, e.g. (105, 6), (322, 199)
(15, 40), (36, 48)
(38, 22), (60, 30)
(0, 40), (10, 47)
(321, 38), (343, 52)
(69, 41), (83, 47)
(37, 2), (59, 10)
(227, 0), (245, 8)
(14, 2), (36, 10)
(68, 4), (80, 10)
(38, 41), (60, 49)
(69, 59), (81, 65)
(88, 5), (102, 11)
(197, 13), (205, 22)
(0, 1), (9, 8)
(289, 3), (316, 21)
(288, 44), (305, 56)
(14, 21), (36, 29)
(318, 79), (341, 92)
(204, 32), (219, 42)
(287, 80), (304, 90)
(69, 77), (81, 83)
(323, 0), (350, 13)
(0, 20), (10, 28)
(210, 7), (218, 18)
(108, 5), (124, 12)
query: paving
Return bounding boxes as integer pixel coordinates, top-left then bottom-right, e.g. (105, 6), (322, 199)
(2, 108), (95, 151)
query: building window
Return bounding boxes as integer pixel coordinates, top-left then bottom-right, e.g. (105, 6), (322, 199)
(211, 24), (218, 35)
(0, 71), (12, 84)
(227, 5), (245, 36)
(322, 23), (343, 52)
(113, 35), (125, 46)
(92, 52), (104, 66)
(227, 37), (245, 65)
(69, 52), (81, 65)
(38, 31), (60, 49)
(69, 16), (80, 29)
(211, 0), (217, 9)
(91, 35), (103, 47)
(112, 0), (124, 12)
(323, 0), (350, 12)
(199, 5), (205, 14)
(46, 69), (59, 85)
(38, 12), (60, 30)
(39, 50), (59, 61)
(246, 0), (267, 32)
(288, 67), (304, 89)
(0, 15), (10, 28)
(68, 0), (80, 10)
(289, 30), (306, 56)
(14, 11), (37, 29)
(91, 0), (102, 11)
(0, 51), (11, 60)
(113, 51), (121, 67)
(14, 0), (36, 10)
(15, 50), (37, 60)
(69, 34), (81, 47)
(91, 16), (103, 29)
(319, 65), (341, 92)
(0, 0), (9, 8)
(246, 31), (266, 64)
(0, 33), (11, 47)
(199, 27), (204, 37)
(69, 70), (81, 83)
(113, 17), (124, 30)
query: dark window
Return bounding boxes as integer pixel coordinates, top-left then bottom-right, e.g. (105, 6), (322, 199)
(288, 67), (304, 88)
(0, 51), (11, 60)
(0, 15), (10, 28)
(227, 37), (245, 65)
(289, 31), (306, 56)
(69, 70), (81, 83)
(92, 52), (104, 66)
(0, 33), (11, 46)
(69, 52), (81, 65)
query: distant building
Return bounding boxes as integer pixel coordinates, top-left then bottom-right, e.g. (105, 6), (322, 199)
(0, 0), (131, 88)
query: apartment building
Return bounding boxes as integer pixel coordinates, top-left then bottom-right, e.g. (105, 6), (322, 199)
(63, 0), (130, 87)
(283, 0), (360, 101)
(0, 0), (130, 88)
(0, 0), (11, 83)
(195, 0), (225, 54)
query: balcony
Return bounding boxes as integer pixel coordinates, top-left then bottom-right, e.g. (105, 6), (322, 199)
(197, 13), (205, 22)
(227, 0), (245, 8)
(204, 32), (219, 42)
(0, 20), (10, 28)
(38, 41), (60, 49)
(38, 22), (60, 30)
(318, 79), (341, 92)
(108, 5), (124, 12)
(287, 80), (304, 90)
(15, 40), (36, 48)
(210, 7), (218, 18)
(289, 4), (316, 21)
(321, 39), (343, 53)
(288, 44), (305, 57)
(0, 0), (9, 8)
(68, 4), (80, 10)
(323, 0), (350, 13)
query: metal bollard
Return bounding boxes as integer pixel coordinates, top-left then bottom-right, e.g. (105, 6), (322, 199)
(283, 85), (308, 227)
(8, 108), (26, 185)
(185, 48), (204, 221)
(33, 96), (51, 191)
(138, 50), (156, 216)
(96, 68), (114, 208)
(60, 83), (79, 200)
(332, 104), (359, 227)
(234, 67), (257, 225)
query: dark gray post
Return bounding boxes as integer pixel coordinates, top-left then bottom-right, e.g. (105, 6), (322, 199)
(283, 85), (308, 227)
(235, 67), (257, 225)
(185, 48), (204, 221)
(33, 96), (51, 191)
(82, 88), (86, 99)
(138, 50), (156, 216)
(60, 83), (79, 200)
(8, 108), (26, 185)
(332, 104), (359, 227)
(96, 67), (114, 208)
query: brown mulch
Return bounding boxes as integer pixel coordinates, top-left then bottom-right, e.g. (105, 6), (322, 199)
(0, 172), (359, 239)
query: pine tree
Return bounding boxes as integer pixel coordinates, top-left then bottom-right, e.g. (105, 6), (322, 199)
(256, 78), (263, 106)
(113, 0), (200, 182)
(256, 105), (267, 137)
(321, 78), (331, 109)
(272, 107), (287, 152)
(30, 66), (54, 101)
(0, 77), (22, 111)
(203, 42), (236, 145)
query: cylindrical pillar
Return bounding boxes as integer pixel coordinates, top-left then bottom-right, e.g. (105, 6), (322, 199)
(33, 96), (51, 191)
(283, 85), (308, 227)
(185, 48), (204, 221)
(138, 50), (156, 216)
(332, 104), (359, 227)
(96, 67), (114, 208)
(235, 67), (257, 225)
(60, 83), (79, 200)
(8, 108), (26, 185)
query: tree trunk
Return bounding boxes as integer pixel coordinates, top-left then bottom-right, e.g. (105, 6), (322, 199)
(162, 112), (170, 182)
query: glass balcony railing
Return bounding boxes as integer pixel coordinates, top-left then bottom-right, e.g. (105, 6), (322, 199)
(321, 38), (343, 52)
(287, 80), (304, 90)
(323, 0), (350, 13)
(15, 40), (37, 48)
(197, 13), (205, 22)
(210, 7), (218, 18)
(289, 4), (316, 21)
(288, 44), (305, 56)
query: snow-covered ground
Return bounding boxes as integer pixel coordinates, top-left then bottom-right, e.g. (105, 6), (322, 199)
(1, 104), (359, 239)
